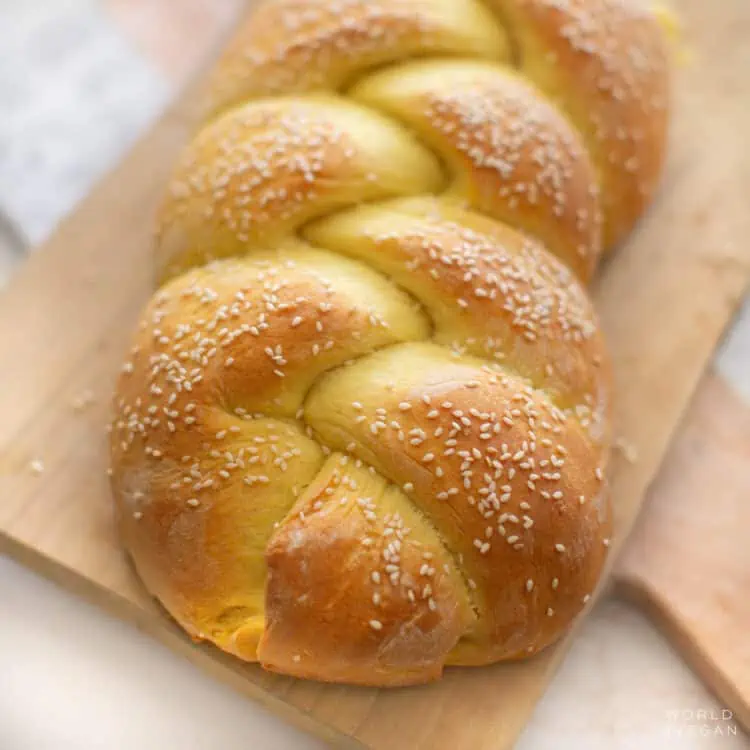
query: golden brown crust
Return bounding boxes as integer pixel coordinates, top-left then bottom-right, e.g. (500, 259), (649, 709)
(303, 343), (610, 664)
(351, 61), (602, 280)
(202, 0), (510, 116)
(494, 0), (670, 247)
(110, 0), (669, 686)
(258, 455), (475, 685)
(156, 97), (443, 280)
(198, 0), (668, 249)
(111, 249), (428, 651)
(112, 200), (611, 682)
(305, 198), (611, 441)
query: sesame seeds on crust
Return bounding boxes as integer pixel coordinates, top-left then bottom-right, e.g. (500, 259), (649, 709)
(108, 0), (670, 682)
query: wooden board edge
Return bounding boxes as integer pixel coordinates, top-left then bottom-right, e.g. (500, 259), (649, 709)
(614, 576), (750, 734)
(0, 531), (364, 750)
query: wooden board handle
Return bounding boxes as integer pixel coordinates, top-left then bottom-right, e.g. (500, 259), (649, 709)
(614, 372), (750, 732)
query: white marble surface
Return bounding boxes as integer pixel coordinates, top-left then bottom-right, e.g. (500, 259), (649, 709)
(0, 1), (747, 748)
(0, 0), (167, 245)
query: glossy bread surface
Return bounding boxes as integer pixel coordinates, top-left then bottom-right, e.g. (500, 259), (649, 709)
(110, 0), (669, 686)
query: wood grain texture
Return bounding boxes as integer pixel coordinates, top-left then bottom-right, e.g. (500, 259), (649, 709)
(0, 1), (749, 748)
(615, 373), (750, 732)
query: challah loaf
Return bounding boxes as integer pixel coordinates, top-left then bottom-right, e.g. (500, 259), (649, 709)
(109, 0), (669, 686)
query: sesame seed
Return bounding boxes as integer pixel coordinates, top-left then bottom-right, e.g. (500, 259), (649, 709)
(29, 459), (45, 476)
(369, 620), (383, 631)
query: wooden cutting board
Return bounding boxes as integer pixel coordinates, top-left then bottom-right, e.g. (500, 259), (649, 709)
(614, 370), (750, 731)
(0, 1), (749, 747)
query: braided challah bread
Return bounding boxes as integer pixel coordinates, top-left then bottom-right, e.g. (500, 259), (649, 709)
(109, 0), (669, 686)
